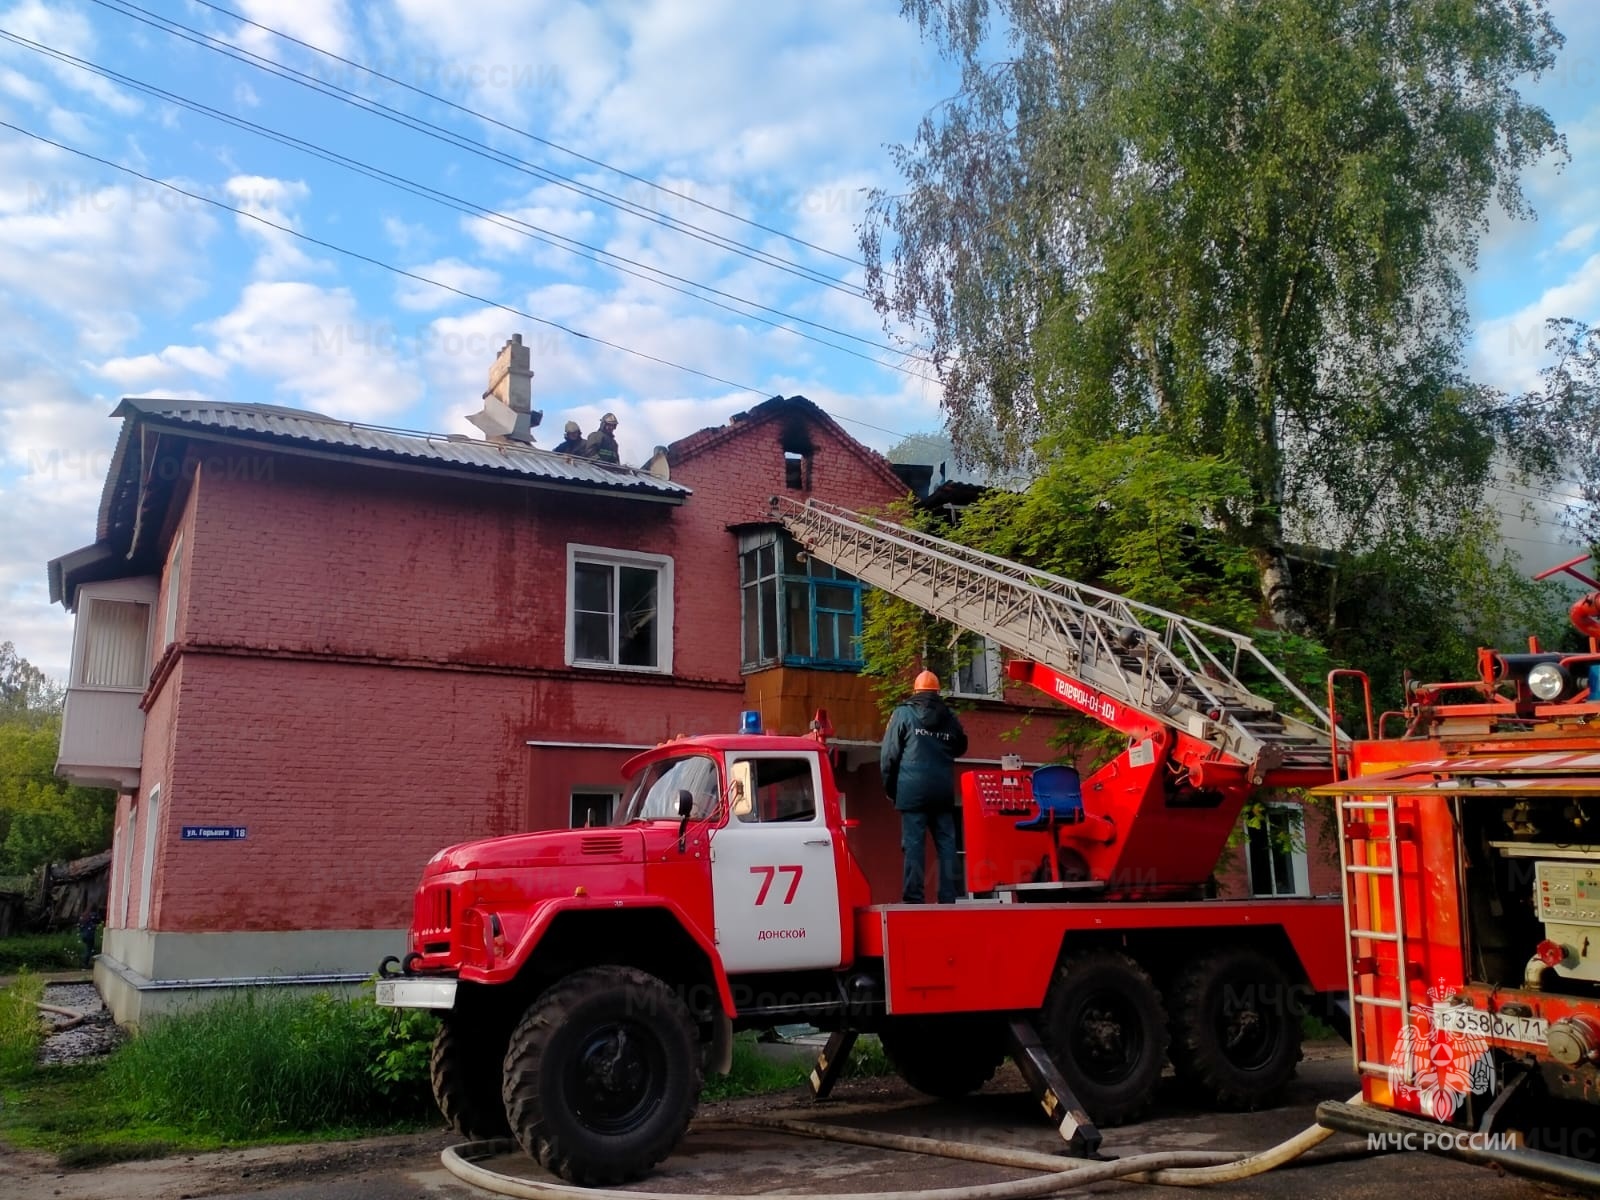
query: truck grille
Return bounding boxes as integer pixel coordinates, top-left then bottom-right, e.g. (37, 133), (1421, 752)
(424, 886), (452, 934)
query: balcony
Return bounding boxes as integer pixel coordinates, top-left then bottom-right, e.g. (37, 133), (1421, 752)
(56, 577), (157, 791)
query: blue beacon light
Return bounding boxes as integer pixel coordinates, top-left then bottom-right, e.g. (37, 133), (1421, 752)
(739, 710), (763, 735)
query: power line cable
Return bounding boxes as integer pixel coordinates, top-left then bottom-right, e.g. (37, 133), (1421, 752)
(185, 0), (885, 279)
(0, 119), (925, 443)
(86, 0), (875, 304)
(0, 28), (936, 381)
(0, 120), (755, 394)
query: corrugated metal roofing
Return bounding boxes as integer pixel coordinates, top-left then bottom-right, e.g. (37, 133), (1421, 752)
(118, 398), (691, 499)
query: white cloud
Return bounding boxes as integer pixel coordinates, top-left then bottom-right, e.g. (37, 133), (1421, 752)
(205, 280), (425, 421)
(1473, 250), (1600, 393)
(395, 258), (503, 311)
(0, 0), (141, 115)
(96, 345), (229, 391)
(224, 174), (317, 279)
(0, 147), (217, 353)
(233, 0), (356, 60)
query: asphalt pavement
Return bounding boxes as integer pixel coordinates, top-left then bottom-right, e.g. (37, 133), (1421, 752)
(0, 1042), (1576, 1200)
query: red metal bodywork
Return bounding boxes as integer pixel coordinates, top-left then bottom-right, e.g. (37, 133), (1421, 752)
(1319, 629), (1600, 1129)
(403, 715), (1346, 1019)
(861, 899), (1346, 1015)
(975, 659), (1335, 898)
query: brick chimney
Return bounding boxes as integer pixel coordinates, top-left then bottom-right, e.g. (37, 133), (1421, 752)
(467, 334), (542, 444)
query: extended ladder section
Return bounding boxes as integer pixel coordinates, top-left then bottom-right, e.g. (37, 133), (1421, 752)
(772, 496), (1333, 773)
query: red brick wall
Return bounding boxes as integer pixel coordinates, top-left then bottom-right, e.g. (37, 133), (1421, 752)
(134, 412), (1262, 936)
(1213, 800), (1342, 899)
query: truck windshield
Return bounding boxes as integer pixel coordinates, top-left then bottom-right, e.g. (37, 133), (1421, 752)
(618, 754), (723, 823)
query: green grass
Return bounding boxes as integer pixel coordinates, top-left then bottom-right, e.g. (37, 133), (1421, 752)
(0, 971), (45, 1080)
(702, 1031), (893, 1101)
(100, 989), (437, 1139)
(0, 986), (438, 1166)
(0, 931), (85, 973)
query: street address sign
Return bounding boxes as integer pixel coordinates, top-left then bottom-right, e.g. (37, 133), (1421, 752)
(181, 825), (248, 841)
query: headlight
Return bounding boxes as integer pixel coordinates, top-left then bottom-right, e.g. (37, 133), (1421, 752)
(1526, 661), (1571, 701)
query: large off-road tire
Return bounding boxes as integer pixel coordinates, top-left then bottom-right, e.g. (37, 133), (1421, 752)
(430, 1017), (511, 1138)
(1041, 949), (1168, 1127)
(502, 966), (702, 1185)
(878, 1016), (1007, 1098)
(1167, 947), (1303, 1110)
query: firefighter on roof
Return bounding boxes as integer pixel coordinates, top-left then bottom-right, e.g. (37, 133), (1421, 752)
(554, 421), (587, 455)
(584, 412), (621, 463)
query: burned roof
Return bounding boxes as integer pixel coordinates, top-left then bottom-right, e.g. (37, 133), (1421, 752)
(667, 395), (906, 493)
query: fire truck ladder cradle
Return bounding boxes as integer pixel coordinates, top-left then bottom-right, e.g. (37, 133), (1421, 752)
(772, 497), (1335, 776)
(1337, 794), (1413, 1083)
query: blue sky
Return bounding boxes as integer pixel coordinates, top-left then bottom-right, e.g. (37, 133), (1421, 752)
(1, 0), (1596, 679)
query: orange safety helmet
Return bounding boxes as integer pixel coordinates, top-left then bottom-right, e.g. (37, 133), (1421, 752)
(913, 669), (940, 693)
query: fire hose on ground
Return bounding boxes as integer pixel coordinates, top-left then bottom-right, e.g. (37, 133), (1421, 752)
(441, 1093), (1371, 1200)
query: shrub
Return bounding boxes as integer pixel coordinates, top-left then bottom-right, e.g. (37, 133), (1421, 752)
(0, 970), (46, 1079)
(0, 931), (82, 973)
(100, 986), (437, 1139)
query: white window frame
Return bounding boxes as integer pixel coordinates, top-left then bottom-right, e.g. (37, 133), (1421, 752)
(570, 788), (622, 828)
(162, 535), (183, 647)
(565, 544), (674, 675)
(950, 633), (1003, 700)
(1244, 802), (1309, 898)
(137, 784), (160, 928)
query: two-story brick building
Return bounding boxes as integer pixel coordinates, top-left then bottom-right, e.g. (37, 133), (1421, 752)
(45, 337), (1076, 1020)
(48, 336), (1336, 1022)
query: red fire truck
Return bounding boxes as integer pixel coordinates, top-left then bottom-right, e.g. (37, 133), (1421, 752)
(1312, 555), (1600, 1189)
(376, 499), (1349, 1184)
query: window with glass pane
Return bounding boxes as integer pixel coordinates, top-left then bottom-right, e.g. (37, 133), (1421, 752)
(1245, 805), (1307, 897)
(740, 532), (864, 670)
(76, 599), (151, 689)
(568, 549), (670, 672)
(952, 633), (1001, 698)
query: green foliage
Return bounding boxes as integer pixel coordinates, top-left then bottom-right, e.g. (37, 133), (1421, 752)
(0, 642), (62, 721)
(701, 1032), (894, 1101)
(0, 931), (85, 973)
(99, 987), (437, 1139)
(0, 644), (115, 876)
(0, 971), (46, 1080)
(867, 0), (1576, 630)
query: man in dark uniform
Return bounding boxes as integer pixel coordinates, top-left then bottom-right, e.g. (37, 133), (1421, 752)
(554, 421), (587, 455)
(880, 670), (968, 903)
(583, 412), (620, 463)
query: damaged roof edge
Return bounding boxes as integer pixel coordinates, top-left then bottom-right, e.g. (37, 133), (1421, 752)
(50, 397), (694, 607)
(115, 397), (693, 500)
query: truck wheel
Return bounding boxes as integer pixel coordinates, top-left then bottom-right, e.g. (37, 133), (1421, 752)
(431, 1017), (511, 1138)
(878, 1016), (1006, 1098)
(1041, 950), (1168, 1126)
(502, 966), (701, 1185)
(1167, 948), (1303, 1109)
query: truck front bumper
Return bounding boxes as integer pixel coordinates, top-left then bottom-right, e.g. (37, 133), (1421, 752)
(374, 977), (458, 1010)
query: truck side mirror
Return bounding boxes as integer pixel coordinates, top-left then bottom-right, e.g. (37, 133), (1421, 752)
(677, 789), (694, 853)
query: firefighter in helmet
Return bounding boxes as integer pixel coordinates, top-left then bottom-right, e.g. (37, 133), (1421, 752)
(880, 669), (968, 903)
(554, 420), (587, 455)
(583, 412), (621, 464)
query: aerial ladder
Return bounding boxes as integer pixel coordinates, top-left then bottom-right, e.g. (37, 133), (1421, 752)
(771, 496), (1341, 898)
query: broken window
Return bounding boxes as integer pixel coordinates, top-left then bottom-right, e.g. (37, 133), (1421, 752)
(738, 531), (863, 670)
